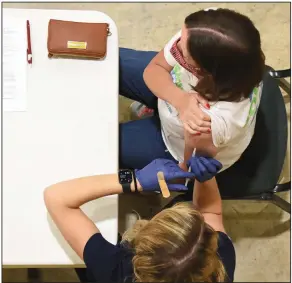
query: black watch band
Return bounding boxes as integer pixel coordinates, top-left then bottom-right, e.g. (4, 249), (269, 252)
(122, 183), (132, 193)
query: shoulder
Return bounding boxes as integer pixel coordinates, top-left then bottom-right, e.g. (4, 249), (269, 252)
(217, 232), (236, 282)
(200, 95), (260, 148)
(83, 233), (133, 283)
(208, 83), (263, 129)
(164, 30), (182, 66)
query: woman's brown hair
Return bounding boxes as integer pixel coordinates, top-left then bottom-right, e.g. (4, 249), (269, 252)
(122, 202), (227, 282)
(185, 8), (265, 102)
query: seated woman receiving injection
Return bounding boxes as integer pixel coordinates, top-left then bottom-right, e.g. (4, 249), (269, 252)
(144, 8), (265, 170)
(45, 156), (236, 282)
(119, 8), (265, 171)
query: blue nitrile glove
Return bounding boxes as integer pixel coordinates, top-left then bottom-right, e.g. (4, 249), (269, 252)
(187, 155), (223, 183)
(135, 159), (195, 192)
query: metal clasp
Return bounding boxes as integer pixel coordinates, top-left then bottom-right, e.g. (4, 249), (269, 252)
(107, 27), (112, 36)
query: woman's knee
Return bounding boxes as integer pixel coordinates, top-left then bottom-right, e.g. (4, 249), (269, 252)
(119, 48), (158, 108)
(119, 48), (158, 76)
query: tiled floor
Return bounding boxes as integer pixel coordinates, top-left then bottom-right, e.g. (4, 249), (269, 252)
(3, 2), (290, 282)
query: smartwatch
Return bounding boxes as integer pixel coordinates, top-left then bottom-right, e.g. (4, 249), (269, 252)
(119, 169), (136, 193)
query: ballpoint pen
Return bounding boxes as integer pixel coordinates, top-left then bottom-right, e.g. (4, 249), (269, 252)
(26, 20), (32, 64)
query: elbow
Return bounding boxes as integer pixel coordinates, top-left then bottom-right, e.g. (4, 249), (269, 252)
(197, 206), (223, 216)
(143, 64), (151, 86)
(143, 61), (158, 88)
(44, 186), (53, 209)
(44, 185), (58, 211)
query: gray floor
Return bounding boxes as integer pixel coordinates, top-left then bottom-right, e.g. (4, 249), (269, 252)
(3, 2), (291, 282)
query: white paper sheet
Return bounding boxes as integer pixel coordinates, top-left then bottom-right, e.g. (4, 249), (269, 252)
(3, 16), (27, 111)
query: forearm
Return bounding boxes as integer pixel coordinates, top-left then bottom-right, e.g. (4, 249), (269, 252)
(193, 177), (222, 215)
(44, 174), (139, 259)
(44, 174), (140, 209)
(143, 64), (186, 109)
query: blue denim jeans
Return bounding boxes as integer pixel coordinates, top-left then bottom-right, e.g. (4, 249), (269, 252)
(119, 48), (176, 169)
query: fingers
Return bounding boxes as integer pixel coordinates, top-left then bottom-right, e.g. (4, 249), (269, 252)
(200, 157), (217, 174)
(172, 169), (196, 180)
(196, 159), (207, 175)
(202, 115), (211, 122)
(182, 112), (211, 134)
(186, 159), (191, 168)
(211, 158), (223, 170)
(194, 159), (212, 182)
(193, 157), (221, 182)
(189, 103), (211, 123)
(197, 116), (212, 126)
(183, 122), (198, 135)
(168, 183), (189, 191)
(193, 92), (211, 110)
(183, 121), (211, 135)
(190, 107), (211, 122)
(187, 120), (211, 134)
(200, 157), (222, 171)
(184, 94), (211, 122)
(191, 157), (200, 175)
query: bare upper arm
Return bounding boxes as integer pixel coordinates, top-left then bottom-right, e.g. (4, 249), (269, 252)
(185, 130), (218, 159)
(44, 188), (100, 260)
(145, 49), (174, 73)
(202, 212), (226, 233)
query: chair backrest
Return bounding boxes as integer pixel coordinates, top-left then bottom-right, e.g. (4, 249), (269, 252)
(217, 70), (288, 198)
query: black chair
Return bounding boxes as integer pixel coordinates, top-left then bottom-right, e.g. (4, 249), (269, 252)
(166, 67), (291, 213)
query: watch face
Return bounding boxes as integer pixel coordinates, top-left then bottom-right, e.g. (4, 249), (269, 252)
(119, 170), (132, 184)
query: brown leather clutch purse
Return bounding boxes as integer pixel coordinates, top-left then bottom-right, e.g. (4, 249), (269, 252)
(47, 19), (111, 59)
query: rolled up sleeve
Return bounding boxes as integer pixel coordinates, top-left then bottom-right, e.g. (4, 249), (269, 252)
(201, 107), (231, 148)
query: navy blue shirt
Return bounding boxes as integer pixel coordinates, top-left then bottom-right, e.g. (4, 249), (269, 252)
(83, 231), (236, 282)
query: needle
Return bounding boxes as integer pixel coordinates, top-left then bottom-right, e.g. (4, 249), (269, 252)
(185, 148), (196, 187)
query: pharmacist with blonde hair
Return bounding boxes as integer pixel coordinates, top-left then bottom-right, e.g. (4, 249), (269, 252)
(45, 155), (236, 282)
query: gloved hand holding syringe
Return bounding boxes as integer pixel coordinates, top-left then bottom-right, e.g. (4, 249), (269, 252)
(185, 148), (196, 186)
(181, 130), (222, 184)
(180, 135), (197, 186)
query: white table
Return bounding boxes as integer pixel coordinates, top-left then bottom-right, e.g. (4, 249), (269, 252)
(3, 8), (119, 266)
